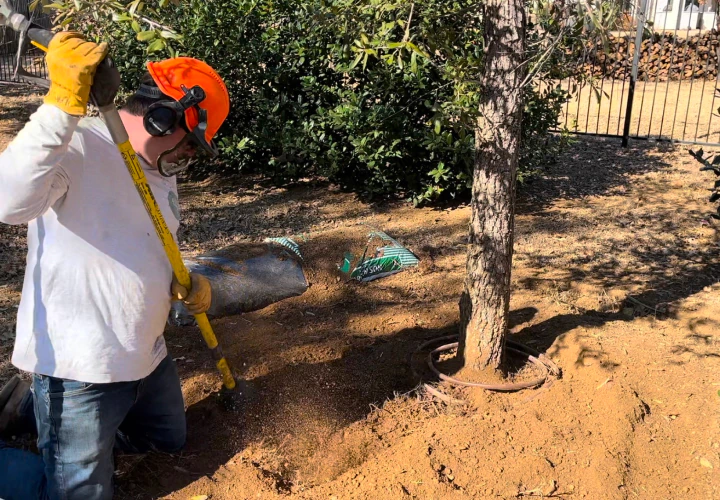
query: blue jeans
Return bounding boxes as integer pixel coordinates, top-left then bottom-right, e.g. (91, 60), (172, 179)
(0, 354), (186, 500)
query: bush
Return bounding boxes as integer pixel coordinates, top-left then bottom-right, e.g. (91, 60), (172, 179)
(57, 0), (568, 204)
(689, 147), (720, 222)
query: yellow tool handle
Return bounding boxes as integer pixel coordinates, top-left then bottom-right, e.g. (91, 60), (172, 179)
(104, 107), (237, 390)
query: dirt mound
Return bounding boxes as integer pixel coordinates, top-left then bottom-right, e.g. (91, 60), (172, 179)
(168, 327), (654, 500)
(312, 327), (652, 500)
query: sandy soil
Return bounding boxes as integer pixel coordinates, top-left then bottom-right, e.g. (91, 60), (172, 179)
(2, 87), (720, 499)
(557, 78), (720, 144)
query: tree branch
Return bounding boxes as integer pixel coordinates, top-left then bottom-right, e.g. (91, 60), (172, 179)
(133, 12), (177, 34)
(402, 3), (415, 43)
(518, 27), (568, 89)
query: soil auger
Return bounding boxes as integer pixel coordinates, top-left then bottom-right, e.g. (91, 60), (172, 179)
(0, 2), (245, 408)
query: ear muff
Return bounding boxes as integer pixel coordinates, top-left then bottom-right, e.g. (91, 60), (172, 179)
(144, 100), (184, 137)
(142, 85), (207, 137)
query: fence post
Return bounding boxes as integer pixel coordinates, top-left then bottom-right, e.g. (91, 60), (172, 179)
(622, 0), (648, 147)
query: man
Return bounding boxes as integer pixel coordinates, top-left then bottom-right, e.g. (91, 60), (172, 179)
(0, 31), (230, 499)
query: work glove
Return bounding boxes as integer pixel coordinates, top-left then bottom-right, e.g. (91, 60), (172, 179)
(44, 32), (109, 116)
(171, 273), (212, 315)
(90, 58), (122, 109)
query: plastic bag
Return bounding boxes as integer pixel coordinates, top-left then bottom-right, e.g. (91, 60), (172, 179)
(168, 238), (307, 326)
(338, 230), (419, 282)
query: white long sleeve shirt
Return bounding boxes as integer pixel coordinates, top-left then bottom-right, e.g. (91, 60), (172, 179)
(0, 104), (180, 383)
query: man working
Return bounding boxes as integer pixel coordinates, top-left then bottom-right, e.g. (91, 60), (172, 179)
(0, 31), (230, 499)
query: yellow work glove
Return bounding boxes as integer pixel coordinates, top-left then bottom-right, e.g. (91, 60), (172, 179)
(171, 273), (212, 315)
(44, 32), (109, 116)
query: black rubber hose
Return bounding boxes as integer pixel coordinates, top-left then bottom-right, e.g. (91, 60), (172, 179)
(415, 335), (561, 396)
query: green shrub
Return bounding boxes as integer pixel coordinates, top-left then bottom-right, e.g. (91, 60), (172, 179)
(52, 0), (568, 204)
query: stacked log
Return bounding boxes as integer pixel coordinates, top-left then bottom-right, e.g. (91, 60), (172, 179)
(574, 31), (720, 81)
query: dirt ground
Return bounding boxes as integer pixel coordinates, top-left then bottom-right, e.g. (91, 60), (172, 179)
(2, 87), (720, 499)
(557, 78), (720, 144)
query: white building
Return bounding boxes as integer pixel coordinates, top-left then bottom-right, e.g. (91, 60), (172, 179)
(645, 0), (717, 31)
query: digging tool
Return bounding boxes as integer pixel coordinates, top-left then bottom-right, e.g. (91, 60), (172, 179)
(0, 2), (242, 402)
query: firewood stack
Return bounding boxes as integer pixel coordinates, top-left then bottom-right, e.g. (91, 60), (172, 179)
(575, 31), (720, 81)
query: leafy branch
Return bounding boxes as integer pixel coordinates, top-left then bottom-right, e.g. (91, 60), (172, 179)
(30, 0), (181, 55)
(689, 147), (720, 220)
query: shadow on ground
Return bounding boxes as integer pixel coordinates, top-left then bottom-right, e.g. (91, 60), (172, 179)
(0, 86), (42, 125)
(510, 137), (720, 373)
(517, 136), (676, 211)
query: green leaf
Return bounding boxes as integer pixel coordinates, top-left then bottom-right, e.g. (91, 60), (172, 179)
(360, 33), (369, 45)
(160, 30), (182, 40)
(29, 0), (42, 12)
(112, 12), (132, 21)
(387, 42), (405, 49)
(131, 20), (141, 33)
(434, 119), (441, 135)
(147, 38), (166, 53)
(405, 42), (430, 59)
(137, 30), (156, 42)
(349, 53), (363, 70)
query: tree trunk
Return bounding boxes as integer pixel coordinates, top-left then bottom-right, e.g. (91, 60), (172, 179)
(458, 0), (526, 372)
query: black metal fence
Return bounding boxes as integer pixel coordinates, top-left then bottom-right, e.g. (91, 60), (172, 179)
(558, 0), (720, 147)
(0, 0), (51, 82)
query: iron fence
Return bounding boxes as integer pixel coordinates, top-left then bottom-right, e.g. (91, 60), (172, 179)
(557, 0), (720, 147)
(0, 0), (51, 83)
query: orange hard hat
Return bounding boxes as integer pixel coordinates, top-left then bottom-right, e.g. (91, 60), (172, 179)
(146, 57), (229, 145)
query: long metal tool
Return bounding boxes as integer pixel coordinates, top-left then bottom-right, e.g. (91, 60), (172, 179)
(0, 2), (238, 393)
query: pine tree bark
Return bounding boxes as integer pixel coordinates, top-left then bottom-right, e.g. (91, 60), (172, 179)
(458, 0), (526, 372)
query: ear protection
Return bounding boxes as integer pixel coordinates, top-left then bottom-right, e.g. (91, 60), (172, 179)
(138, 84), (207, 137)
(135, 83), (218, 177)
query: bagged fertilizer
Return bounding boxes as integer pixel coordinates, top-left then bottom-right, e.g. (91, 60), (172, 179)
(168, 237), (307, 326)
(338, 229), (420, 282)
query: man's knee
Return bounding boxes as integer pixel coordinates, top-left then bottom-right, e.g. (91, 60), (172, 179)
(157, 424), (186, 453)
(143, 413), (186, 454)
